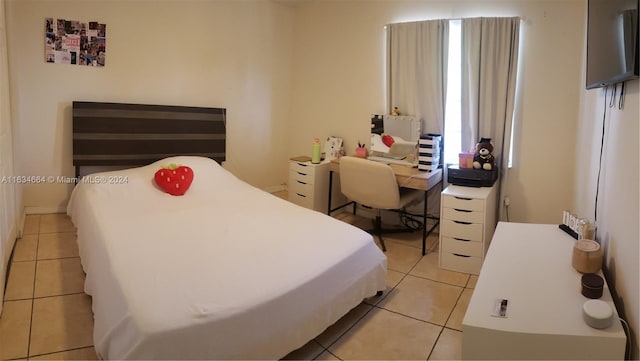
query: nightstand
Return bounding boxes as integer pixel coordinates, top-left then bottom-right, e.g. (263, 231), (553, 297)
(288, 158), (344, 213)
(439, 184), (497, 274)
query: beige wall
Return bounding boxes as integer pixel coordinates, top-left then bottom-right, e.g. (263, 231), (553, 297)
(576, 81), (639, 357)
(288, 0), (584, 225)
(6, 0), (293, 212)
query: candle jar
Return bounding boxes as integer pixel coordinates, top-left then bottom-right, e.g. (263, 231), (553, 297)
(578, 219), (596, 240)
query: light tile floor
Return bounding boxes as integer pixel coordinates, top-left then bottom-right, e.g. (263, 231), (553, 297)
(1, 207), (476, 360)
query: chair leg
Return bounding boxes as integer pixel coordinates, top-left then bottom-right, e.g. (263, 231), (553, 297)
(367, 210), (416, 252)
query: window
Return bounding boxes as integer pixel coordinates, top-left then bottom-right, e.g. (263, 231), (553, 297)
(443, 19), (518, 168)
(443, 19), (462, 165)
(388, 17), (520, 169)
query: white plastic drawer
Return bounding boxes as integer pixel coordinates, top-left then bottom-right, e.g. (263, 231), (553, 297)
(289, 169), (314, 186)
(289, 161), (315, 177)
(442, 194), (484, 212)
(440, 252), (482, 274)
(441, 236), (483, 257)
(442, 207), (484, 223)
(288, 191), (313, 209)
(288, 175), (313, 196)
(440, 219), (483, 242)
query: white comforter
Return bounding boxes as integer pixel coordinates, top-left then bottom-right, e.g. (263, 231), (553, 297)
(67, 156), (386, 360)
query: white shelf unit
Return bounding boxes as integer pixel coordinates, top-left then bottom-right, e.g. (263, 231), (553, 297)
(439, 184), (497, 275)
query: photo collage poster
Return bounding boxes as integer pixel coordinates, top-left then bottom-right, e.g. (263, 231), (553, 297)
(45, 18), (106, 67)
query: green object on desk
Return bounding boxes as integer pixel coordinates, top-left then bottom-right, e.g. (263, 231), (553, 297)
(312, 138), (321, 164)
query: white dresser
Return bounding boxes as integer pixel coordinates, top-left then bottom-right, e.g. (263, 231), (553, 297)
(288, 159), (344, 214)
(463, 222), (626, 360)
(439, 184), (497, 275)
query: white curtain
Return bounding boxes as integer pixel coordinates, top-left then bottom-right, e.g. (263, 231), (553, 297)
(461, 17), (520, 164)
(387, 19), (449, 135)
(461, 17), (520, 219)
(0, 0), (17, 315)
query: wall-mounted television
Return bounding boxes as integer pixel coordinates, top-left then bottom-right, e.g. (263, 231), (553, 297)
(586, 0), (639, 89)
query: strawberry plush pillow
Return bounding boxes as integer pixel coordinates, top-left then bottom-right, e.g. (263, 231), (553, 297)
(154, 164), (194, 196)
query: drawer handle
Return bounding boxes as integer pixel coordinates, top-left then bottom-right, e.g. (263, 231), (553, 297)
(297, 172), (308, 176)
(454, 196), (472, 200)
(454, 208), (472, 213)
(453, 220), (472, 225)
(453, 237), (471, 242)
(296, 163), (308, 167)
(297, 180), (307, 185)
(296, 193), (306, 198)
(452, 253), (471, 258)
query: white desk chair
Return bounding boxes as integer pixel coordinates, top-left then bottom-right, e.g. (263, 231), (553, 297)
(339, 156), (422, 252)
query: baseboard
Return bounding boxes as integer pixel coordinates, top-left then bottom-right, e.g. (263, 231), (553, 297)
(2, 213), (20, 309)
(25, 205), (67, 215)
(17, 209), (25, 239)
(264, 185), (286, 194)
(3, 222), (18, 265)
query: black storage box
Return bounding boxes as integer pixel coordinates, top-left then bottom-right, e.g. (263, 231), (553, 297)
(448, 165), (498, 187)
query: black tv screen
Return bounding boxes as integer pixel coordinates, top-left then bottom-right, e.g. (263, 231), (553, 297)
(586, 0), (639, 89)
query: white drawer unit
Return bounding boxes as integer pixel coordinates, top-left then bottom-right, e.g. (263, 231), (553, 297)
(439, 184), (497, 275)
(288, 159), (345, 214)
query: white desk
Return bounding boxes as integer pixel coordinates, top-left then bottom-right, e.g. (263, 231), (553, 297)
(463, 222), (626, 360)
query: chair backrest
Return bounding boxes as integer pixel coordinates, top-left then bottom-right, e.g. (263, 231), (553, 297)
(339, 156), (401, 210)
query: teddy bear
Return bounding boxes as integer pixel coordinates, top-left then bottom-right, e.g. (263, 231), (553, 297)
(473, 137), (496, 171)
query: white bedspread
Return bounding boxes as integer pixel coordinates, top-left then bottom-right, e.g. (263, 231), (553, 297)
(67, 156), (386, 360)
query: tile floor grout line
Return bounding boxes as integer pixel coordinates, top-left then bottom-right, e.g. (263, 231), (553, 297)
(26, 226), (42, 359)
(3, 295), (35, 302)
(426, 323), (447, 360)
(309, 340), (327, 361)
(33, 290), (87, 300)
(403, 272), (470, 289)
(27, 345), (96, 359)
(443, 325), (463, 333)
(35, 255), (82, 262)
(370, 302), (447, 360)
(372, 303), (449, 329)
(426, 290), (468, 360)
(317, 348), (343, 361)
(8, 259), (36, 264)
(318, 300), (378, 353)
(24, 298), (34, 360)
(439, 285), (467, 331)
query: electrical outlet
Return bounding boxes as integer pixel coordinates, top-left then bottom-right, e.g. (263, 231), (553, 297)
(504, 197), (511, 206)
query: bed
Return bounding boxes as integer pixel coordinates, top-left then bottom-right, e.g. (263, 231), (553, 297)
(67, 102), (387, 359)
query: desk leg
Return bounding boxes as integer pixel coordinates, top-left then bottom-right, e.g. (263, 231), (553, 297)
(422, 190), (428, 256)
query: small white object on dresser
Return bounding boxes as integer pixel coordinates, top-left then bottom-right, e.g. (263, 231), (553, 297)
(288, 159), (344, 214)
(439, 184), (497, 275)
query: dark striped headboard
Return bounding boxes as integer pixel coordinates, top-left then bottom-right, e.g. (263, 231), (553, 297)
(72, 101), (226, 177)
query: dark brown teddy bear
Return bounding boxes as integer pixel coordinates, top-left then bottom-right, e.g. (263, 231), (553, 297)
(473, 138), (495, 171)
